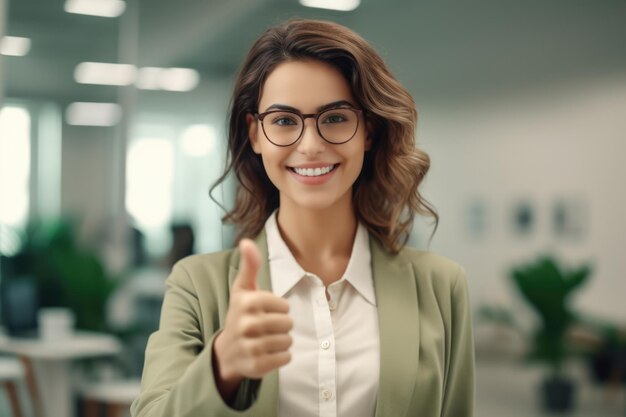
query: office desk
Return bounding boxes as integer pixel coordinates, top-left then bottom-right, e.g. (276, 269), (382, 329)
(0, 332), (122, 417)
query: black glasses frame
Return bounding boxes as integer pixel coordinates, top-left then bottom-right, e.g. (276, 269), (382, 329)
(255, 107), (363, 147)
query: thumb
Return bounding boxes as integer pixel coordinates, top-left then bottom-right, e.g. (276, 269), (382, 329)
(233, 238), (261, 291)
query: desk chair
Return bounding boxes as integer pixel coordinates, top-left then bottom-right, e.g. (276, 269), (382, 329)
(82, 379), (141, 417)
(0, 357), (34, 417)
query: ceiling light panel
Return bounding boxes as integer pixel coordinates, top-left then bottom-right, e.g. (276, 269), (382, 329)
(136, 67), (200, 92)
(74, 62), (137, 86)
(1, 36), (32, 57)
(299, 0), (360, 11)
(157, 68), (200, 92)
(135, 67), (165, 90)
(64, 0), (126, 18)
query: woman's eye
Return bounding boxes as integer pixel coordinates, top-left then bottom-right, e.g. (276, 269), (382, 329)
(277, 118), (295, 126)
(322, 114), (346, 124)
(271, 116), (298, 126)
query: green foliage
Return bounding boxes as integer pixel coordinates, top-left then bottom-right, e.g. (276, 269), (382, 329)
(477, 304), (519, 328)
(510, 255), (592, 376)
(1, 218), (116, 331)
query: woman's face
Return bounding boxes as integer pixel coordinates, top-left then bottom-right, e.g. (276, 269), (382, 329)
(247, 59), (371, 212)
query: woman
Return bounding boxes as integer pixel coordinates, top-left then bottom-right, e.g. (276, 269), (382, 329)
(131, 18), (474, 417)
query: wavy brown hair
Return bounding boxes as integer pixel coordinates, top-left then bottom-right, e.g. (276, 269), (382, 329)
(210, 18), (437, 253)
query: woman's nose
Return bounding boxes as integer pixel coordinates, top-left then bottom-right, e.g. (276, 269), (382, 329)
(296, 119), (326, 155)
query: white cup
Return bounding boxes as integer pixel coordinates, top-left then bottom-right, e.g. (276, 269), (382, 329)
(38, 307), (75, 341)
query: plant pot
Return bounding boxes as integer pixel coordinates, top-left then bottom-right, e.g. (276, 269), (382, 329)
(0, 276), (39, 336)
(588, 347), (626, 385)
(540, 375), (576, 413)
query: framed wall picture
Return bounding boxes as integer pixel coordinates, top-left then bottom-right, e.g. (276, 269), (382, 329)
(466, 197), (488, 238)
(512, 200), (535, 237)
(553, 197), (588, 241)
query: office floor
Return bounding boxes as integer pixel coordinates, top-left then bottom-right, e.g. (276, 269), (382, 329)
(476, 358), (625, 417)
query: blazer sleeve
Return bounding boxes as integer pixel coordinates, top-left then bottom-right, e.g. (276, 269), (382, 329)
(441, 267), (475, 417)
(130, 260), (260, 417)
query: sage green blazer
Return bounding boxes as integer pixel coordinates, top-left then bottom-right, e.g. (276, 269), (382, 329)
(131, 230), (474, 417)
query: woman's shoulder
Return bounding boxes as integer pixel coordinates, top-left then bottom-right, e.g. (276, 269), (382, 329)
(397, 246), (466, 289)
(174, 248), (237, 271)
(398, 246), (463, 271)
(165, 248), (238, 290)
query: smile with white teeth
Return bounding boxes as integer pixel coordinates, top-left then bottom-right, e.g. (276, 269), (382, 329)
(290, 164), (337, 177)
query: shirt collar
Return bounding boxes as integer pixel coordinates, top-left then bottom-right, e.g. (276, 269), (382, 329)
(264, 209), (376, 306)
(341, 219), (375, 306)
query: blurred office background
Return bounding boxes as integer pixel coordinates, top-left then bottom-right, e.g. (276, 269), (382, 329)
(0, 0), (625, 416)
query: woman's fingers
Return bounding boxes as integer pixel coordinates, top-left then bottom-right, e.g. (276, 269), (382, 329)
(238, 313), (293, 337)
(262, 333), (293, 353)
(236, 291), (290, 314)
(243, 333), (293, 356)
(246, 350), (292, 378)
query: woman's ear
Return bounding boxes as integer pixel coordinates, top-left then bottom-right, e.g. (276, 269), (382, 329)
(364, 119), (374, 151)
(246, 113), (261, 154)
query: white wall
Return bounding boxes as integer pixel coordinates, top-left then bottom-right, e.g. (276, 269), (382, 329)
(414, 73), (626, 321)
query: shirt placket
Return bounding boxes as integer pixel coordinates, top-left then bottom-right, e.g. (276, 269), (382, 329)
(309, 275), (338, 417)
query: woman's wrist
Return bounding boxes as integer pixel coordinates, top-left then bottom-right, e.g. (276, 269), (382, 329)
(212, 332), (245, 402)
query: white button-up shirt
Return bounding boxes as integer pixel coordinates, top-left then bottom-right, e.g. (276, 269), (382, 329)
(265, 211), (380, 417)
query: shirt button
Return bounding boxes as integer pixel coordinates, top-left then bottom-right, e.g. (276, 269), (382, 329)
(321, 389), (334, 400)
(320, 340), (330, 350)
(328, 301), (337, 310)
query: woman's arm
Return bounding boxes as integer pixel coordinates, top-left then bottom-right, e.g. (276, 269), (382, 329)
(441, 268), (475, 417)
(130, 260), (259, 417)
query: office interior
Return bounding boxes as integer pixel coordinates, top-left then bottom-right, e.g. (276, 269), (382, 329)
(0, 0), (625, 416)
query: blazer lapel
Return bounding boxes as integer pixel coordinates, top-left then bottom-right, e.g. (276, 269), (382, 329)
(228, 230), (279, 415)
(371, 237), (420, 417)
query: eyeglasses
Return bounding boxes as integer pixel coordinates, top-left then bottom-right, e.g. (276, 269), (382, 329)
(255, 107), (363, 147)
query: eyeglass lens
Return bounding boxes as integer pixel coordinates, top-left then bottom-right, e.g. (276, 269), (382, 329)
(262, 108), (359, 146)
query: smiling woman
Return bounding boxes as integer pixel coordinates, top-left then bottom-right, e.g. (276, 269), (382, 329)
(131, 18), (474, 417)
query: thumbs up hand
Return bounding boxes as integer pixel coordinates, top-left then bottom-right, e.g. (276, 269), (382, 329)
(213, 239), (293, 392)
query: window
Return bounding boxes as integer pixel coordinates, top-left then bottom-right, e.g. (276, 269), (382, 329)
(126, 137), (174, 256)
(126, 137), (174, 227)
(0, 106), (31, 256)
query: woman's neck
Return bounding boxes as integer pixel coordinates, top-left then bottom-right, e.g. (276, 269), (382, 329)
(276, 198), (357, 267)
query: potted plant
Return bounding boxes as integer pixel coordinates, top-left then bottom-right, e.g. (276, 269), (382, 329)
(573, 316), (626, 393)
(510, 255), (592, 413)
(0, 218), (116, 332)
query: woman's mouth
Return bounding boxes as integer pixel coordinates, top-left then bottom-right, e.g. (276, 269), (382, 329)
(288, 164), (339, 177)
